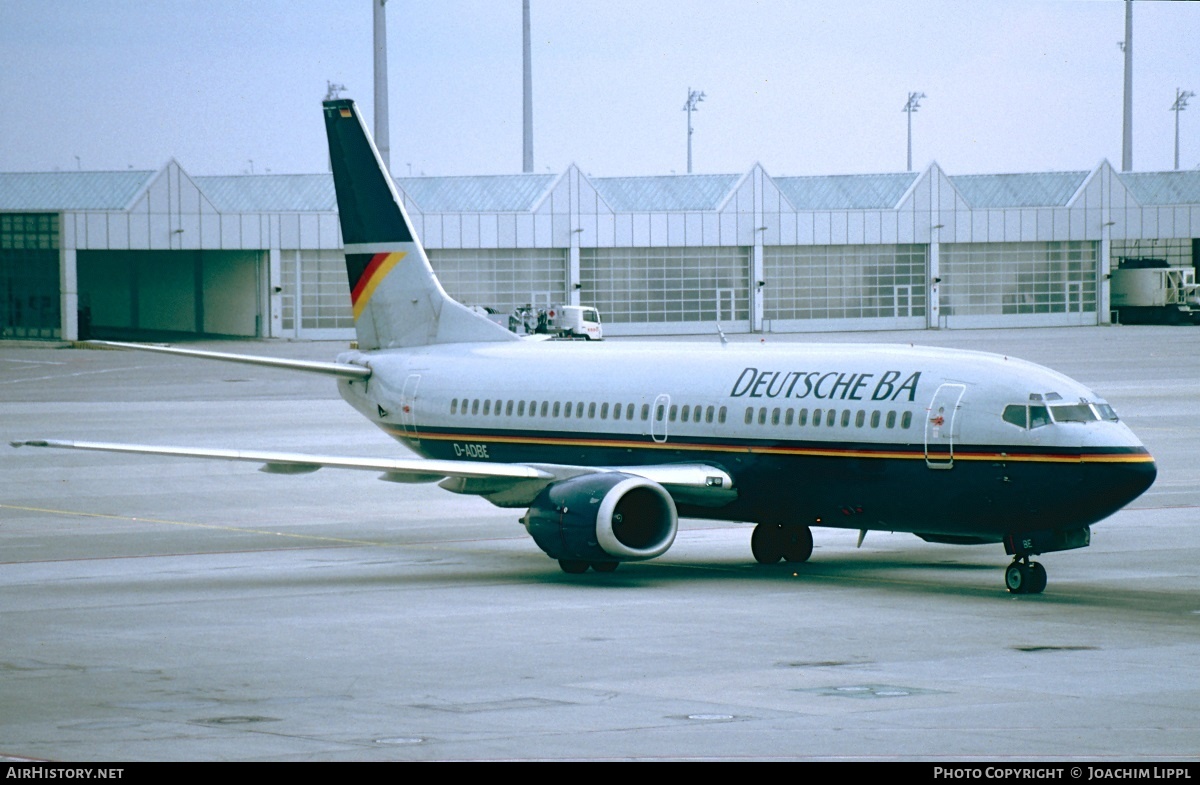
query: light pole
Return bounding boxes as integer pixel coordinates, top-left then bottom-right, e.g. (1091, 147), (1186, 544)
(903, 91), (926, 172)
(1171, 88), (1195, 170)
(683, 88), (705, 174)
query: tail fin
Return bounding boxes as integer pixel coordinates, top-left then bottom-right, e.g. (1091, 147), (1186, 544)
(322, 99), (518, 350)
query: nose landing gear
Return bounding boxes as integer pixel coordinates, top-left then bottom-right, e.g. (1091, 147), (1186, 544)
(1005, 557), (1047, 595)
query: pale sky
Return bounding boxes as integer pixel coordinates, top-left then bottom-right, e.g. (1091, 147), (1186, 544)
(2, 0), (1198, 178)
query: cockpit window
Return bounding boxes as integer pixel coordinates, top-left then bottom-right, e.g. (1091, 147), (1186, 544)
(1002, 405), (1027, 428)
(1049, 403), (1098, 423)
(1002, 404), (1050, 429)
(1005, 399), (1116, 428)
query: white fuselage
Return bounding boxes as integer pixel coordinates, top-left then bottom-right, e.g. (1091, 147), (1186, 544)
(336, 339), (1154, 540)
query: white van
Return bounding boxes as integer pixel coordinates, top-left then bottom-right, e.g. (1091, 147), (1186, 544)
(547, 305), (603, 340)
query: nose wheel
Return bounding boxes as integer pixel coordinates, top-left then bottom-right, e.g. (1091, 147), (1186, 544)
(1005, 558), (1047, 594)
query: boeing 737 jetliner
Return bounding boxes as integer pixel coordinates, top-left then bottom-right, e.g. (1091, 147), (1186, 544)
(13, 99), (1157, 594)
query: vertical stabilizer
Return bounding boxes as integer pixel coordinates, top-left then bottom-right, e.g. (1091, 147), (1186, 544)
(322, 99), (518, 350)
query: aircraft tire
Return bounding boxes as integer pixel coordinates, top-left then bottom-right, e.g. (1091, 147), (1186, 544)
(781, 525), (814, 563)
(591, 561), (619, 573)
(1026, 562), (1048, 594)
(751, 523), (784, 564)
(1005, 561), (1029, 593)
(559, 559), (591, 574)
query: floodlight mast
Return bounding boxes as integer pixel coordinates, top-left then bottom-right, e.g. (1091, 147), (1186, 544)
(683, 88), (706, 174)
(1171, 88), (1195, 171)
(903, 91), (926, 172)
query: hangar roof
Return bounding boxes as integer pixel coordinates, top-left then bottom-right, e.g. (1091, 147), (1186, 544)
(775, 173), (919, 209)
(1120, 170), (1200, 205)
(2, 162), (1198, 215)
(194, 174), (335, 212)
(0, 170), (155, 211)
(591, 174), (740, 211)
(949, 171), (1090, 208)
(394, 174), (556, 212)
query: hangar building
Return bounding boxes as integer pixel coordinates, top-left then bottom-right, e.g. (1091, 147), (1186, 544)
(1, 160), (1198, 342)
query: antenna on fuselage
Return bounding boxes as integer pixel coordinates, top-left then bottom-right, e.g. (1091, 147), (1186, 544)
(716, 323), (728, 348)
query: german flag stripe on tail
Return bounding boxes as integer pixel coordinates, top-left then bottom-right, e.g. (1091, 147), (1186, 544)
(350, 251), (406, 321)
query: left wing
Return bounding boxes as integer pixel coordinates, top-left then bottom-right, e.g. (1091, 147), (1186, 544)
(10, 439), (736, 509)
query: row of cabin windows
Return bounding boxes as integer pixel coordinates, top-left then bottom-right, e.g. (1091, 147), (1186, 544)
(449, 398), (730, 425)
(745, 405), (914, 430)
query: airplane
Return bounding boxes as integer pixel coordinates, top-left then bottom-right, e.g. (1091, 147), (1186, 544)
(11, 98), (1158, 594)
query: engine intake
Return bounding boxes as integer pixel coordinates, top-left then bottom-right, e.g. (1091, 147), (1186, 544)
(522, 473), (677, 562)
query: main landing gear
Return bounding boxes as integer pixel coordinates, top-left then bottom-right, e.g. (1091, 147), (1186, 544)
(1004, 557), (1047, 595)
(558, 559), (619, 574)
(751, 523), (814, 565)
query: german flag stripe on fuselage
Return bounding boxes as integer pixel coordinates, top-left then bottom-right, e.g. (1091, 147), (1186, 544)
(349, 251), (406, 321)
(379, 424), (1155, 465)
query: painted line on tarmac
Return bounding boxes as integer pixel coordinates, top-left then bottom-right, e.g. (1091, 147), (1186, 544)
(0, 502), (389, 547)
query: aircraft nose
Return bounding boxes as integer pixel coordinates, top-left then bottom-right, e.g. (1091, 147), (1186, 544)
(1110, 453), (1157, 508)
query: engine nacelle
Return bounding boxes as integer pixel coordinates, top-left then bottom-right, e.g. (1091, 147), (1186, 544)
(522, 473), (678, 562)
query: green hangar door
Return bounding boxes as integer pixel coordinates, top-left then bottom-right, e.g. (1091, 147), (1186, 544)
(77, 250), (262, 340)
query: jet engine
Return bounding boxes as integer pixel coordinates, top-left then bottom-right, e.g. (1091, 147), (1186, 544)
(522, 473), (678, 563)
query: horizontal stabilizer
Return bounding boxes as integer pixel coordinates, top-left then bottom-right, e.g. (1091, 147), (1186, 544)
(81, 340), (372, 380)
